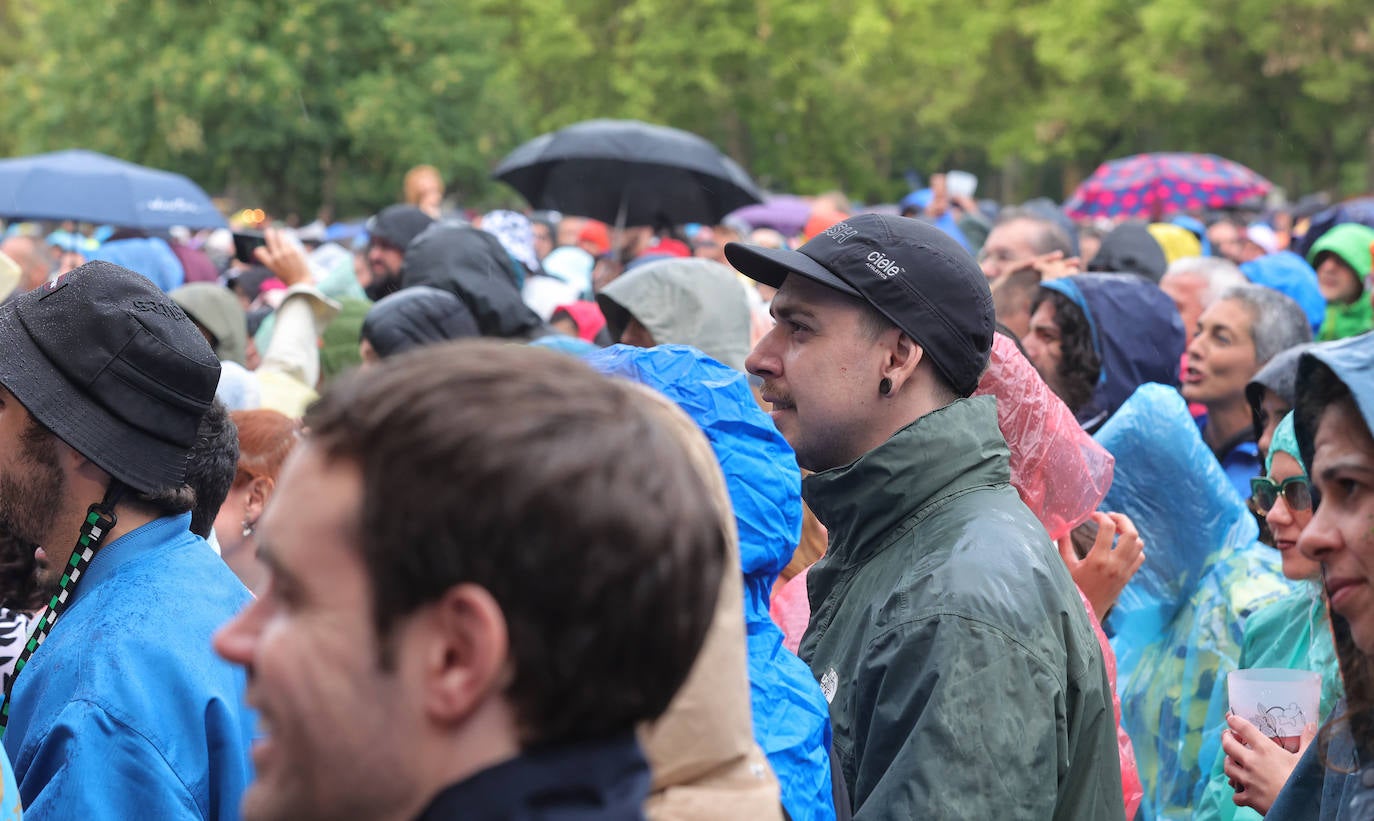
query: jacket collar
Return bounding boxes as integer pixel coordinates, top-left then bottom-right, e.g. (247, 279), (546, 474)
(802, 395), (1010, 565)
(68, 513), (196, 609)
(414, 732), (649, 820)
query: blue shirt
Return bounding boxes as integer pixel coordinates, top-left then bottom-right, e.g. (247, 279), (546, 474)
(3, 514), (255, 819)
(1195, 413), (1261, 503)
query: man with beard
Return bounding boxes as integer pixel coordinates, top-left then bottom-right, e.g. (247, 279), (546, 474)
(361, 204), (435, 300)
(0, 261), (254, 818)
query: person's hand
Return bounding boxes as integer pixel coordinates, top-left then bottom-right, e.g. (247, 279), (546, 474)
(1222, 712), (1317, 813)
(1022, 250), (1082, 281)
(1057, 512), (1145, 619)
(253, 227), (312, 288)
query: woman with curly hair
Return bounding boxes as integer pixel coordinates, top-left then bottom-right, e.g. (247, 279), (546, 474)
(1022, 272), (1186, 433)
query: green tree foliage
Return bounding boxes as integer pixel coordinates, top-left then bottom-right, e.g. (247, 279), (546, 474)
(1, 0), (1370, 215)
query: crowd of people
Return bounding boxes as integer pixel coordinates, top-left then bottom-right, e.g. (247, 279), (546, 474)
(0, 163), (1370, 820)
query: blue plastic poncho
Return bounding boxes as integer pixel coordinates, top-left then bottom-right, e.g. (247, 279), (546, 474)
(1095, 384), (1295, 820)
(585, 344), (835, 821)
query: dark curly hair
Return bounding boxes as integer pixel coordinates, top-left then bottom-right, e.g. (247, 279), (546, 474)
(1031, 289), (1101, 414)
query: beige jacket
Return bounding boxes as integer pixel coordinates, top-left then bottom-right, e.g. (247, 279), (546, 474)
(634, 387), (784, 821)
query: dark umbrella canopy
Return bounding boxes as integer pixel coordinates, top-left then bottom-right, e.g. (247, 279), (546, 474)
(0, 149), (226, 229)
(493, 119), (763, 228)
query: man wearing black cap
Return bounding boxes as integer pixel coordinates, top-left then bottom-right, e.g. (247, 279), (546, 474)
(363, 204), (436, 300)
(726, 215), (1124, 819)
(0, 261), (255, 817)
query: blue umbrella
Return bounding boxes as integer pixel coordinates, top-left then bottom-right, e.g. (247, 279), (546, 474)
(0, 149), (226, 229)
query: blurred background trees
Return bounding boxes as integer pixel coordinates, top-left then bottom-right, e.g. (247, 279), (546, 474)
(3, 0), (1369, 216)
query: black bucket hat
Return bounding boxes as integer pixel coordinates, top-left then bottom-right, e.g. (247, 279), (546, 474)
(366, 204), (435, 250)
(0, 260), (221, 493)
(724, 213), (994, 396)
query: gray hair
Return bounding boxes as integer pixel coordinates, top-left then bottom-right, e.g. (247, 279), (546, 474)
(993, 207), (1074, 257)
(1162, 256), (1248, 309)
(1217, 284), (1313, 365)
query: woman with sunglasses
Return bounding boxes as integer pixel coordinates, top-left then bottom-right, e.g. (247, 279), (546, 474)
(1196, 412), (1342, 820)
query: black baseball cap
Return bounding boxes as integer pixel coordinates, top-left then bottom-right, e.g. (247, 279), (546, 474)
(724, 213), (994, 396)
(0, 260), (221, 493)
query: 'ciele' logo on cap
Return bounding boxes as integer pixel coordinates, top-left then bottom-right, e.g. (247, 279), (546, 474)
(866, 250), (904, 280)
(823, 223), (858, 244)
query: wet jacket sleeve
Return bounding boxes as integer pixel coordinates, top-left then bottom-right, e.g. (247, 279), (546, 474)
(847, 615), (1065, 820)
(17, 699), (202, 820)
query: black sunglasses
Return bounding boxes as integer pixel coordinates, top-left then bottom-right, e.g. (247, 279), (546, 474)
(1250, 475), (1313, 514)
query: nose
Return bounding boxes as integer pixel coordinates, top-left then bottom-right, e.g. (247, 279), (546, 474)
(746, 325), (783, 381)
(1297, 502), (1341, 562)
(1267, 493), (1295, 527)
(212, 595), (267, 671)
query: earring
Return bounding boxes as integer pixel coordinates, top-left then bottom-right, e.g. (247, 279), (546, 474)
(879, 377), (892, 396)
(242, 519), (254, 538)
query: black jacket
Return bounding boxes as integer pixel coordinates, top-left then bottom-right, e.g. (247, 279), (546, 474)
(414, 733), (650, 820)
(402, 224), (547, 339)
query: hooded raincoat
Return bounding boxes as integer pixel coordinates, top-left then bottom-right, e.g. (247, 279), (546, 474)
(1307, 223), (1374, 341)
(1195, 413), (1342, 821)
(401, 224), (546, 339)
(1041, 274), (1187, 431)
(588, 345), (834, 821)
(1087, 223), (1168, 281)
(1095, 384), (1295, 820)
(170, 283), (249, 366)
(801, 395), (1123, 819)
(596, 259), (753, 372)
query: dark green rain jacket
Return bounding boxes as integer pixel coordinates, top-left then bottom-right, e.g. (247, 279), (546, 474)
(800, 396), (1125, 819)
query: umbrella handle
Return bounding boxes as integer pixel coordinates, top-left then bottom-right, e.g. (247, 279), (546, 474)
(612, 190), (629, 265)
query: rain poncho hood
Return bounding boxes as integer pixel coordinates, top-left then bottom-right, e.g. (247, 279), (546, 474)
(1306, 222), (1374, 280)
(972, 333), (1115, 540)
(1239, 251), (1326, 336)
(401, 224), (545, 340)
(1041, 273), (1186, 428)
(596, 258), (752, 371)
(362, 286), (479, 359)
(1307, 223), (1374, 341)
(1295, 331), (1374, 471)
(1266, 411), (1300, 474)
(1088, 222), (1168, 281)
(170, 283), (248, 366)
(585, 345), (834, 821)
(1244, 343), (1313, 423)
(1148, 223), (1202, 264)
(1095, 384), (1294, 819)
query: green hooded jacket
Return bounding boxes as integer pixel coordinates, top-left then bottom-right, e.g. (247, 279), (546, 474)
(1308, 223), (1374, 341)
(800, 396), (1125, 819)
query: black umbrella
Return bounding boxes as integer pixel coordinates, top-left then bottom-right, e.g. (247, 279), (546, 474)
(492, 119), (763, 228)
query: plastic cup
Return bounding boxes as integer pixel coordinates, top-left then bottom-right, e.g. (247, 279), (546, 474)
(1228, 668), (1321, 752)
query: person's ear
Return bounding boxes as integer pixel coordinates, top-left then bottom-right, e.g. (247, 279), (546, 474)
(244, 476), (274, 524)
(881, 331), (926, 395)
(422, 583), (511, 725)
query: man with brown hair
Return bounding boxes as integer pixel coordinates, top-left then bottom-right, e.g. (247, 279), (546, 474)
(213, 341), (727, 820)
